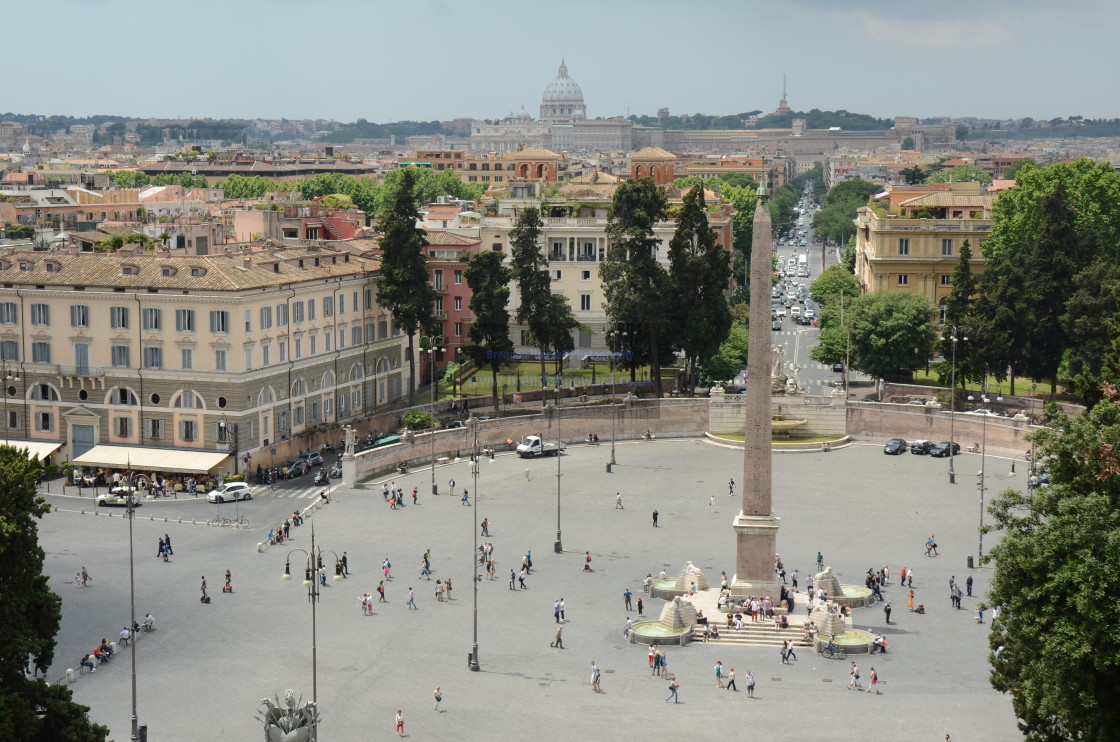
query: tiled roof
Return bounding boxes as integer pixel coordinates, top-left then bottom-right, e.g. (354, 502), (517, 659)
(424, 230), (480, 246)
(567, 170), (621, 185)
(501, 148), (562, 160)
(898, 193), (994, 208)
(988, 180), (1016, 192)
(631, 147), (676, 160)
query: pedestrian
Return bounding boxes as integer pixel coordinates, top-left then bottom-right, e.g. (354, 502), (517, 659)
(407, 587), (417, 609)
(848, 661), (861, 690)
(223, 569), (232, 593)
(966, 574), (974, 597)
(883, 600), (892, 624)
(559, 598), (566, 620)
(907, 569), (914, 588)
(650, 649), (661, 675)
(509, 570), (516, 590)
(644, 573), (653, 592)
(412, 488), (418, 505)
(665, 675), (679, 703)
(461, 489), (470, 506)
(868, 667), (881, 694)
(518, 568), (527, 589)
(433, 686), (442, 712)
(780, 641), (789, 664)
(746, 669), (756, 698)
(383, 483), (390, 501)
(625, 616), (633, 638)
(615, 492), (623, 509)
(164, 534), (173, 556)
(590, 660), (601, 692)
(157, 537), (165, 558)
(481, 518), (490, 536)
(652, 509), (659, 527)
(449, 478), (456, 497)
(341, 552), (349, 576)
(377, 581), (386, 602)
(709, 494), (715, 510)
(791, 569), (799, 590)
(715, 661), (724, 688)
(786, 638), (798, 662)
(200, 576), (208, 600)
(394, 709), (404, 737)
(816, 551), (824, 572)
(584, 551), (592, 571)
(636, 595), (644, 616)
(726, 667), (737, 692)
(554, 599), (561, 623)
(908, 589), (914, 609)
(659, 651), (668, 678)
(729, 478), (735, 496)
(900, 566), (907, 586)
(551, 625), (564, 648)
(624, 588), (633, 611)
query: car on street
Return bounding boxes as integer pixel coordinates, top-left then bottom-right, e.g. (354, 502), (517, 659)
(776, 306), (786, 318)
(910, 439), (935, 455)
(966, 408), (1001, 416)
(831, 362), (845, 373)
(298, 451), (324, 467)
(1028, 471), (1051, 489)
(883, 438), (908, 455)
(97, 487), (142, 507)
(282, 459), (308, 478)
(207, 482), (253, 503)
(929, 441), (961, 458)
(771, 319), (782, 331)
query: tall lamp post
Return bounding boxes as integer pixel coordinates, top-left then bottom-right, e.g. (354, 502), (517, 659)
(1, 362), (18, 445)
(605, 329), (627, 468)
(424, 336), (446, 496)
(554, 374), (563, 554)
(283, 527), (341, 714)
(948, 327), (966, 484)
(124, 470), (141, 742)
(468, 419), (481, 671)
(967, 389), (1001, 562)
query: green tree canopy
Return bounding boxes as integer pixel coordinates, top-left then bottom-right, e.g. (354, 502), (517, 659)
(463, 250), (514, 407)
(809, 263), (860, 307)
(811, 179), (880, 244)
(697, 320), (748, 384)
(900, 136), (916, 150)
(1064, 262), (1120, 406)
(846, 291), (938, 392)
(936, 240), (986, 387)
(1003, 159), (1036, 181)
(218, 174), (281, 199)
(508, 206), (551, 400)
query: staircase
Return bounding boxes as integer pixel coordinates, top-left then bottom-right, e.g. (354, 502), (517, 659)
(691, 622), (815, 648)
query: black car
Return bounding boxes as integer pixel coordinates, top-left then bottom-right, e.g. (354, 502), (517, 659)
(771, 319), (782, 331)
(832, 362), (845, 373)
(910, 440), (935, 455)
(929, 441), (961, 458)
(883, 438), (907, 455)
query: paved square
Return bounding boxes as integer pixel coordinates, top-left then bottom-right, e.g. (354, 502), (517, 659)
(41, 438), (1021, 740)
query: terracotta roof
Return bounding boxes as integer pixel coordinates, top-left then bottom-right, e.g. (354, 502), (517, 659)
(987, 180), (1016, 192)
(567, 170), (621, 185)
(898, 193), (994, 208)
(631, 147), (676, 161)
(423, 230), (480, 246)
(557, 183), (617, 199)
(501, 148), (562, 160)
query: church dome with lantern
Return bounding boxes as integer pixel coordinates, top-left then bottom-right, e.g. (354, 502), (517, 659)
(540, 59), (587, 124)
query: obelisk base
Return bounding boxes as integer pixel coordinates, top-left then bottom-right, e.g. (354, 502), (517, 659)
(729, 513), (782, 601)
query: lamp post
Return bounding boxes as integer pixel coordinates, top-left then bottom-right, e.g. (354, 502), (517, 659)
(948, 327), (966, 484)
(424, 335), (446, 496)
(124, 470), (141, 742)
(1, 362), (18, 445)
(283, 526), (341, 715)
(554, 374), (563, 554)
(606, 329), (627, 468)
(468, 420), (481, 671)
(967, 390), (1001, 562)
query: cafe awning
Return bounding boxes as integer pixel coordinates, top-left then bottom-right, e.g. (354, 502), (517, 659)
(72, 445), (230, 475)
(0, 440), (63, 460)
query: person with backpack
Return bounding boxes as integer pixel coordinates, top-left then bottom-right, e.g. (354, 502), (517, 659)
(665, 675), (680, 703)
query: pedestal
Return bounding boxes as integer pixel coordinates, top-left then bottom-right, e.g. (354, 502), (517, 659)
(729, 512), (782, 600)
(341, 455), (357, 487)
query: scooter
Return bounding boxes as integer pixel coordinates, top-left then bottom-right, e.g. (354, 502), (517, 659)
(329, 463), (342, 479)
(313, 469), (329, 486)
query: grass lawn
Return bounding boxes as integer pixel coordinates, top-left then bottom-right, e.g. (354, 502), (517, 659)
(442, 362), (677, 398)
(906, 370), (1060, 397)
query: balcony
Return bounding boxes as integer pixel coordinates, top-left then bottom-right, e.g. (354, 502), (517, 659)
(433, 311), (449, 320)
(875, 218), (993, 233)
(59, 364), (104, 378)
(433, 285), (449, 294)
(576, 253), (597, 262)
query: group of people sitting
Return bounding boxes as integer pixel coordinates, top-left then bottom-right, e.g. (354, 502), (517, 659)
(78, 615), (154, 674)
(269, 516), (301, 546)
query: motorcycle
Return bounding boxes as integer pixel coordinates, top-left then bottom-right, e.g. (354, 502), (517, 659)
(329, 463), (342, 479)
(313, 469), (329, 486)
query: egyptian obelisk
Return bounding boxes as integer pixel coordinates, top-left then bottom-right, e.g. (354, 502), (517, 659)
(730, 184), (781, 600)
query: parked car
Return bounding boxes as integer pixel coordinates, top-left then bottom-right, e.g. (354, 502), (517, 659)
(97, 487), (141, 507)
(771, 319), (782, 331)
(831, 362), (845, 373)
(966, 408), (1001, 416)
(207, 482), (253, 503)
(929, 441), (961, 458)
(910, 439), (935, 455)
(1028, 471), (1051, 489)
(904, 400), (928, 406)
(282, 459), (308, 478)
(298, 451), (324, 467)
(445, 420), (466, 429)
(883, 438), (908, 455)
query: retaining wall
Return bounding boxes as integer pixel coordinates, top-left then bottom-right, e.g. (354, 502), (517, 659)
(708, 392), (847, 437)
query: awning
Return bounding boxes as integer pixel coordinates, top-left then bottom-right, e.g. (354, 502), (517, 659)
(0, 440), (63, 460)
(72, 445), (231, 474)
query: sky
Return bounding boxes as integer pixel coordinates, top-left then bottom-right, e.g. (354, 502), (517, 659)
(3, 0), (1116, 123)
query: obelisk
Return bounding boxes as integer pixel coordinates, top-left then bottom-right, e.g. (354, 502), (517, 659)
(730, 184), (781, 601)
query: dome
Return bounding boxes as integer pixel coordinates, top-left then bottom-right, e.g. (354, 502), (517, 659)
(541, 60), (584, 104)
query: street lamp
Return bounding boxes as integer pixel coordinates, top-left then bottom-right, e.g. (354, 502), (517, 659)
(606, 329), (627, 468)
(948, 327), (966, 484)
(124, 470), (142, 741)
(554, 374), (563, 554)
(282, 526), (341, 714)
(424, 335), (446, 496)
(1, 362), (18, 446)
(967, 389), (1002, 562)
(468, 420), (481, 671)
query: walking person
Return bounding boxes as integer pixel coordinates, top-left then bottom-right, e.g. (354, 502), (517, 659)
(848, 661), (861, 690)
(816, 551), (824, 572)
(665, 675), (680, 703)
(636, 595), (644, 616)
(966, 574), (974, 597)
(554, 599), (561, 623)
(164, 534), (173, 556)
(200, 576), (208, 600)
(868, 667), (880, 694)
(907, 568), (914, 588)
(590, 661), (601, 693)
(407, 587), (417, 609)
(157, 537), (165, 558)
(448, 479), (456, 498)
(883, 600), (893, 624)
(715, 661), (725, 688)
(908, 589), (915, 610)
(559, 598), (566, 620)
(785, 638), (798, 662)
(624, 588), (633, 611)
(652, 509), (659, 527)
(550, 625), (564, 648)
(481, 518), (490, 536)
(746, 669), (756, 698)
(341, 552), (349, 576)
(509, 570), (516, 590)
(378, 581), (386, 602)
(729, 478), (735, 496)
(518, 568), (527, 589)
(615, 492), (624, 509)
(726, 667), (737, 692)
(394, 709), (405, 737)
(433, 686), (443, 712)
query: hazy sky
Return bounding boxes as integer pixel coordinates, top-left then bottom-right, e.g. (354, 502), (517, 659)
(4, 0), (1115, 122)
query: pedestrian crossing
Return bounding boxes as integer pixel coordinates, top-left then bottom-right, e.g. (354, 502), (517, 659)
(263, 482), (332, 499)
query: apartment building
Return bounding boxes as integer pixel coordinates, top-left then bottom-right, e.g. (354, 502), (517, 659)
(0, 244), (407, 466)
(854, 182), (993, 319)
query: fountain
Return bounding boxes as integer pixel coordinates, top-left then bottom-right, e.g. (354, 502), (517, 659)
(650, 561), (708, 600)
(813, 566), (875, 608)
(629, 595), (696, 646)
(807, 600), (876, 654)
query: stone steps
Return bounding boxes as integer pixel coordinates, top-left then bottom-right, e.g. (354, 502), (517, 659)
(691, 622), (814, 648)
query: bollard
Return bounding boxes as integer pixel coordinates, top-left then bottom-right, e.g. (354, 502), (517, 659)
(606, 463), (612, 473)
(967, 555), (974, 569)
(66, 668), (75, 683)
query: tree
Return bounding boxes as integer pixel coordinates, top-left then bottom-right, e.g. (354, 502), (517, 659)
(900, 136), (916, 151)
(668, 187), (732, 394)
(508, 207), (553, 403)
(697, 320), (748, 384)
(926, 165), (992, 185)
(846, 291), (938, 395)
(955, 123), (969, 141)
(108, 170), (150, 188)
(899, 165), (926, 185)
(809, 301), (849, 366)
(0, 445), (108, 741)
(1004, 159), (1036, 181)
(809, 263), (860, 307)
(722, 184), (758, 289)
(811, 179), (880, 245)
(537, 293), (580, 382)
(984, 391), (1120, 740)
(936, 240), (986, 387)
(375, 168), (434, 403)
(842, 234), (856, 273)
(463, 250), (514, 408)
(1060, 257), (1120, 406)
(601, 177), (672, 397)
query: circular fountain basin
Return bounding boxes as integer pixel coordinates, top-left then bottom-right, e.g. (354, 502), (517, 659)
(814, 629), (877, 654)
(629, 621), (692, 646)
(650, 578), (687, 600)
(831, 584), (876, 608)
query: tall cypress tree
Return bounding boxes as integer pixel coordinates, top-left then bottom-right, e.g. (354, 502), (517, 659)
(463, 250), (513, 408)
(376, 168), (435, 403)
(938, 239), (986, 388)
(508, 207), (553, 401)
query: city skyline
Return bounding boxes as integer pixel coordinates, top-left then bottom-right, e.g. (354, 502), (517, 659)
(5, 0), (1116, 123)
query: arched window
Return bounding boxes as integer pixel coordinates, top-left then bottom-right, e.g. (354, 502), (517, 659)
(376, 358), (391, 375)
(292, 379), (307, 397)
(349, 363), (364, 381)
(322, 370), (335, 389)
(258, 387), (273, 406)
(172, 390), (206, 410)
(29, 383), (60, 401)
(106, 387), (139, 405)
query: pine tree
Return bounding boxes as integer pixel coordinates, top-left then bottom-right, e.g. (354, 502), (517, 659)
(463, 250), (513, 408)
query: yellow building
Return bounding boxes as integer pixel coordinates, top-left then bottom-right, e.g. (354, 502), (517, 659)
(854, 185), (993, 323)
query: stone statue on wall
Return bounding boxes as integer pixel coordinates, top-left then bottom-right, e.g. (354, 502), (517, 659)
(343, 425), (356, 457)
(257, 689), (318, 742)
(771, 345), (785, 377)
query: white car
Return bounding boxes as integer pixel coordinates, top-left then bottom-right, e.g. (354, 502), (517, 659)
(966, 408), (1001, 416)
(790, 306), (801, 317)
(207, 482), (252, 503)
(97, 487), (141, 507)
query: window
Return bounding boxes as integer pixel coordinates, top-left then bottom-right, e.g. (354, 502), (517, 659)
(180, 348), (193, 370)
(310, 335), (317, 355)
(6, 410), (18, 430)
(277, 303), (288, 326)
(214, 349), (227, 371)
(352, 292), (358, 313)
(939, 299), (948, 325)
(294, 405), (304, 426)
(175, 309), (195, 332)
(179, 419), (197, 441)
(352, 388), (361, 409)
(582, 270), (591, 280)
(941, 239), (953, 256)
(74, 343), (89, 374)
(898, 238), (910, 256)
(111, 345), (130, 367)
(148, 419), (164, 439)
(292, 301), (304, 323)
(940, 275), (952, 286)
(115, 417), (131, 437)
(244, 347), (253, 370)
(37, 412), (52, 432)
(0, 302), (17, 324)
(143, 346), (163, 369)
(453, 270), (462, 284)
(1, 340), (18, 362)
(244, 309), (252, 332)
(364, 288), (373, 310)
(142, 308), (161, 331)
(262, 343), (271, 366)
(278, 410), (290, 431)
(209, 310), (229, 333)
(262, 414), (270, 436)
(454, 322), (462, 337)
(110, 306), (129, 330)
(325, 397), (333, 416)
(278, 341), (287, 362)
(70, 304), (90, 328)
(32, 342), (50, 363)
(365, 323), (375, 343)
(897, 274), (909, 286)
(260, 306), (272, 329)
(339, 293), (345, 314)
(30, 303), (49, 326)
(177, 391), (196, 409)
(338, 329), (345, 349)
(378, 319), (387, 339)
(31, 384), (57, 401)
(294, 338), (302, 359)
(309, 401), (321, 422)
(324, 333), (332, 352)
(454, 296), (462, 311)
(551, 270), (562, 280)
(323, 296), (334, 317)
(307, 299), (316, 321)
(352, 326), (362, 346)
(580, 294), (591, 311)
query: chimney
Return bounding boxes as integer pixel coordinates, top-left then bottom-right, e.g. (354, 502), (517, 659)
(243, 256), (252, 269)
